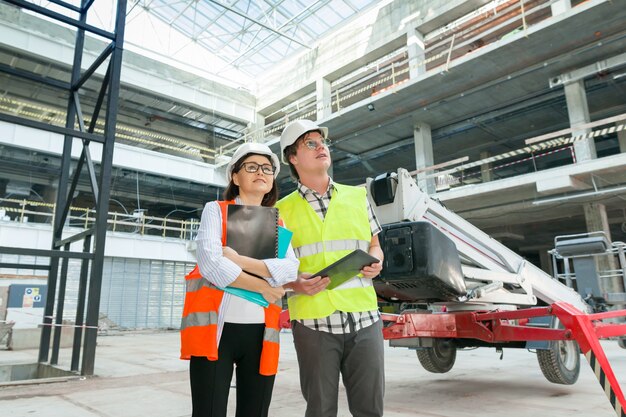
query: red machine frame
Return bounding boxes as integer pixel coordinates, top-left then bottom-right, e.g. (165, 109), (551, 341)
(381, 303), (626, 417)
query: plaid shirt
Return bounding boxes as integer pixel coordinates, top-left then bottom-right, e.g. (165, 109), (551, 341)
(294, 178), (382, 334)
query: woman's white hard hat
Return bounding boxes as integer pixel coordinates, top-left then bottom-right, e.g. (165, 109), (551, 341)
(226, 142), (280, 181)
(279, 119), (328, 164)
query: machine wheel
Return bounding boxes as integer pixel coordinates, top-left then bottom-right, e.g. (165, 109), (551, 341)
(416, 338), (456, 373)
(537, 338), (580, 385)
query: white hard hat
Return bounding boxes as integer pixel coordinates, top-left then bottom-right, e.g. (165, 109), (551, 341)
(279, 119), (328, 164)
(226, 142), (280, 181)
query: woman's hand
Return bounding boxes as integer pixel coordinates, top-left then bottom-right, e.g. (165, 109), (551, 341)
(361, 260), (382, 279)
(222, 246), (239, 263)
(259, 285), (286, 304)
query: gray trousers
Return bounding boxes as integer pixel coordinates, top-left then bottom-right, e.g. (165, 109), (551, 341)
(292, 319), (385, 417)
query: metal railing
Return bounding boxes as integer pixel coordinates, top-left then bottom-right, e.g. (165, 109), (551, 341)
(260, 0), (556, 134)
(0, 198), (200, 240)
(550, 232), (626, 308)
(422, 116), (626, 192)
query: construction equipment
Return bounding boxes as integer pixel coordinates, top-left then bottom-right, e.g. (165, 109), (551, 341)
(367, 168), (626, 417)
(551, 232), (626, 316)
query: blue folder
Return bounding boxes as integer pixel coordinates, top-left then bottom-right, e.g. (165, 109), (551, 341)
(277, 226), (293, 259)
(220, 286), (269, 307)
(221, 225), (292, 307)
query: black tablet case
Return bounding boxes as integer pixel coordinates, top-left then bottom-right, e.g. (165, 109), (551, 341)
(311, 249), (379, 290)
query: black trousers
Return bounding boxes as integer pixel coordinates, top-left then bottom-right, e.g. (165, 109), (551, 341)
(190, 323), (275, 417)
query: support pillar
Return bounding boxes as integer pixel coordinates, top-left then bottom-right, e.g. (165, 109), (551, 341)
(248, 113), (265, 142)
(539, 249), (553, 275)
(42, 185), (59, 225)
(414, 122), (435, 194)
(407, 27), (426, 79)
(564, 80), (596, 162)
(480, 151), (493, 182)
(316, 77), (332, 120)
(551, 0), (571, 15)
(617, 123), (626, 153)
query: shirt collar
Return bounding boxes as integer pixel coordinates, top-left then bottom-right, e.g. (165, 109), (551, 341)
(297, 177), (336, 199)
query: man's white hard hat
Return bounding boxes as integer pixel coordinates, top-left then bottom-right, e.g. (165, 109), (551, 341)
(226, 142), (280, 181)
(279, 119), (328, 164)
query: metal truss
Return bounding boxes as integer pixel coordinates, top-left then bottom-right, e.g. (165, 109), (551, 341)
(0, 0), (127, 376)
(131, 0), (378, 76)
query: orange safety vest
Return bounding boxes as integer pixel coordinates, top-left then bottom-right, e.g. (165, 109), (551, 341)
(180, 200), (281, 376)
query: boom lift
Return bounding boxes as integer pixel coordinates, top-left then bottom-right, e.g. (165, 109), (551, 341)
(367, 168), (626, 417)
(550, 231), (626, 327)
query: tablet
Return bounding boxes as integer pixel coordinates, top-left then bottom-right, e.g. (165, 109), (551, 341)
(311, 249), (380, 290)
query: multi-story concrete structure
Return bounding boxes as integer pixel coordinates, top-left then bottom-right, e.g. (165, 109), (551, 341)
(1, 0), (625, 340)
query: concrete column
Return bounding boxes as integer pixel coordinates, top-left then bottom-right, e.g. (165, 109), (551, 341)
(480, 151), (493, 182)
(618, 123), (626, 153)
(41, 184), (58, 225)
(316, 77), (332, 120)
(583, 203), (611, 241)
(583, 203), (623, 294)
(564, 80), (596, 162)
(245, 113), (265, 143)
(414, 122), (435, 194)
(407, 27), (426, 79)
(539, 249), (553, 275)
(550, 0), (571, 15)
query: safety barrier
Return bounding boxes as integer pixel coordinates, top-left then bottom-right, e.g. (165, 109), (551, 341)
(0, 198), (199, 240)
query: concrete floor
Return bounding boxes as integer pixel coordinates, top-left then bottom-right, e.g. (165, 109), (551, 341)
(0, 330), (624, 417)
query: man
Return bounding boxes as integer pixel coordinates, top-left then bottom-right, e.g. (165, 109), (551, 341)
(276, 119), (385, 417)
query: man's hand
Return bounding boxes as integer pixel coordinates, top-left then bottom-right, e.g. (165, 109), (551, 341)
(259, 285), (286, 304)
(361, 260), (382, 279)
(286, 273), (330, 296)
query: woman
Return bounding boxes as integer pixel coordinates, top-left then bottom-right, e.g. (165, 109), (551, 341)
(181, 142), (298, 417)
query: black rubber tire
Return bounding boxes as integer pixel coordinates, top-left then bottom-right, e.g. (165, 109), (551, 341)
(537, 338), (580, 385)
(416, 338), (456, 373)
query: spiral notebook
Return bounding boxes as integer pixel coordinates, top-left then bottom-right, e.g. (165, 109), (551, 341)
(225, 205), (278, 259)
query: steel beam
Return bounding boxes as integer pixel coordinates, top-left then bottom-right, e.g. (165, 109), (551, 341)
(0, 0), (127, 377)
(3, 0), (115, 39)
(81, 0), (127, 376)
(0, 113), (105, 143)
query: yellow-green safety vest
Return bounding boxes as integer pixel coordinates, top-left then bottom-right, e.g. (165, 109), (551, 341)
(276, 183), (378, 320)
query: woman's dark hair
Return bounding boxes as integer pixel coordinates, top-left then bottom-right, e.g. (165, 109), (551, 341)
(223, 153), (279, 206)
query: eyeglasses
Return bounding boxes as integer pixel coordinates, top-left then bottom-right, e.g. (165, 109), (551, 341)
(301, 138), (331, 150)
(239, 161), (276, 175)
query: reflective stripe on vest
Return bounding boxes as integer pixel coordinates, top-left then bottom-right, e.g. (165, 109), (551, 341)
(180, 311), (218, 330)
(275, 183), (378, 320)
(186, 275), (211, 292)
(180, 200), (281, 375)
(263, 327), (280, 344)
(294, 239), (370, 259)
(259, 303), (281, 375)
